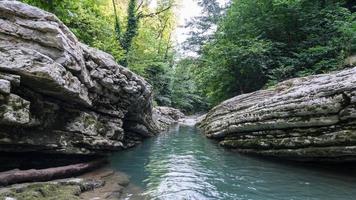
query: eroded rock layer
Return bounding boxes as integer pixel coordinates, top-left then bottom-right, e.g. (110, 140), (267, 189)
(153, 106), (185, 129)
(0, 1), (160, 155)
(199, 67), (356, 162)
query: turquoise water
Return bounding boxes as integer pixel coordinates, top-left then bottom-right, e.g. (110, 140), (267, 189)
(110, 125), (356, 200)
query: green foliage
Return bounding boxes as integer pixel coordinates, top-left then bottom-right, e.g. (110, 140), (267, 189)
(171, 59), (209, 114)
(20, 0), (353, 113)
(184, 0), (225, 54)
(21, 0), (125, 61)
(112, 0), (140, 66)
(144, 62), (173, 106)
(122, 0), (139, 52)
(111, 0), (174, 67)
(110, 0), (182, 110)
(195, 0), (355, 105)
(22, 0), (192, 112)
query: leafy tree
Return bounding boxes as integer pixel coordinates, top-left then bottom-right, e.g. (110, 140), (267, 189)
(22, 0), (181, 110)
(144, 62), (173, 106)
(183, 0), (225, 54)
(21, 0), (125, 61)
(21, 0), (354, 112)
(195, 0), (355, 105)
(171, 58), (209, 113)
(112, 0), (173, 66)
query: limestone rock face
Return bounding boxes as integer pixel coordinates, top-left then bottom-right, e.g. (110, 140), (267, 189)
(0, 1), (160, 155)
(153, 106), (185, 130)
(199, 67), (356, 162)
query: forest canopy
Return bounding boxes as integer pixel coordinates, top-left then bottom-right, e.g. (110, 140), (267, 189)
(21, 0), (355, 112)
(191, 0), (356, 105)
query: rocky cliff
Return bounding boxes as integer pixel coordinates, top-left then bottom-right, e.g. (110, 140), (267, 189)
(0, 1), (160, 156)
(199, 67), (356, 162)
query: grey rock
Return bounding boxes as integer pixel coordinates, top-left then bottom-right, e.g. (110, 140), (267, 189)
(0, 79), (10, 94)
(0, 73), (20, 87)
(345, 55), (356, 66)
(78, 167), (133, 200)
(153, 106), (185, 130)
(199, 67), (356, 162)
(0, 1), (160, 155)
(0, 94), (30, 125)
(0, 178), (106, 200)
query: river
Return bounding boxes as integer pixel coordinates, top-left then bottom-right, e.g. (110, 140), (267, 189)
(110, 124), (356, 200)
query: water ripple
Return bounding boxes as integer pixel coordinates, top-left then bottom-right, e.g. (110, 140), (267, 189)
(111, 125), (356, 200)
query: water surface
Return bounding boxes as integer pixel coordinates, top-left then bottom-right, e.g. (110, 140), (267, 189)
(111, 125), (356, 200)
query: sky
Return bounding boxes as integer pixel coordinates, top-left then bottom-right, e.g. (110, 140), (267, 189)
(175, 0), (229, 57)
(175, 0), (202, 45)
(149, 0), (229, 56)
(149, 0), (202, 45)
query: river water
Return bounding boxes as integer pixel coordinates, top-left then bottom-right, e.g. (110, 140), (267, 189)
(110, 124), (356, 200)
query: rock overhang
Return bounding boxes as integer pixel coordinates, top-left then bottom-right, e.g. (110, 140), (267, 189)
(0, 0), (160, 156)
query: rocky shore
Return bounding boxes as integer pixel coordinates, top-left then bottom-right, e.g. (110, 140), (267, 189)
(0, 0), (163, 157)
(0, 167), (137, 200)
(0, 1), (182, 195)
(199, 66), (356, 162)
(2, 1), (355, 199)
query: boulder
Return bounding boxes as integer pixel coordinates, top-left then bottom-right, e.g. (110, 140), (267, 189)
(0, 1), (160, 156)
(199, 66), (356, 162)
(153, 106), (185, 129)
(0, 178), (105, 200)
(0, 168), (134, 200)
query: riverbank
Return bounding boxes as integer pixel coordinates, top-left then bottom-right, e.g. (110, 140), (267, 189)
(0, 107), (187, 200)
(0, 166), (145, 200)
(2, 122), (356, 200)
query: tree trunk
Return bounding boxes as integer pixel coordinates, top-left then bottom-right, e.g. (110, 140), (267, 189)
(0, 158), (107, 186)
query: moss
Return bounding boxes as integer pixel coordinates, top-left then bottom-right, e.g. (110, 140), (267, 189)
(82, 113), (105, 134)
(0, 183), (82, 200)
(7, 94), (29, 111)
(83, 114), (97, 127)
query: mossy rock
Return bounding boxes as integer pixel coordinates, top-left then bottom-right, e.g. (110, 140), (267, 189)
(0, 183), (82, 200)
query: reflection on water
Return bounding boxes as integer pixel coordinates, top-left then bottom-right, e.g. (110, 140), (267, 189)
(110, 125), (356, 200)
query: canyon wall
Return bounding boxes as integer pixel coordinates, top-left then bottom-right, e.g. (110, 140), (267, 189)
(0, 0), (161, 156)
(199, 66), (356, 162)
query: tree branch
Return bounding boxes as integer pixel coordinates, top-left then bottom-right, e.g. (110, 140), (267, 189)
(156, 17), (170, 39)
(135, 0), (144, 13)
(138, 6), (172, 19)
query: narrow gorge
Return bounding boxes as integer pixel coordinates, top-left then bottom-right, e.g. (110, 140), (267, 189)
(0, 1), (186, 198)
(0, 0), (161, 157)
(0, 0), (356, 200)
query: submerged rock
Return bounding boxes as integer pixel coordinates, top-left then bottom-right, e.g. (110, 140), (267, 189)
(199, 67), (356, 162)
(78, 167), (135, 200)
(0, 1), (160, 156)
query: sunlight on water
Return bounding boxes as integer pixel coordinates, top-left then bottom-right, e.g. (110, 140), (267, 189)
(111, 125), (356, 200)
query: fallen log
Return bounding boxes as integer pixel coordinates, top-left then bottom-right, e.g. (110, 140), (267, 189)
(0, 158), (107, 186)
